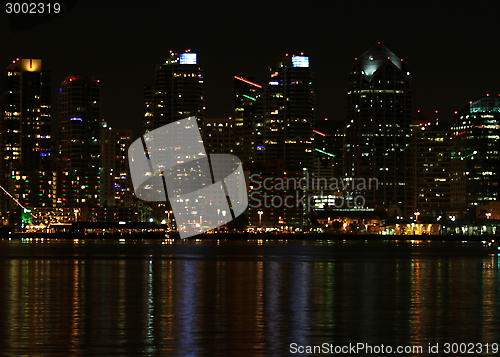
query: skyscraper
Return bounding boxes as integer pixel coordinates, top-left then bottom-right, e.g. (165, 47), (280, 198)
(233, 76), (263, 168)
(59, 75), (101, 171)
(57, 74), (102, 207)
(451, 96), (500, 217)
(144, 50), (204, 133)
(242, 54), (314, 228)
(100, 128), (133, 207)
(344, 43), (412, 216)
(1, 58), (51, 171)
(0, 58), (53, 217)
(261, 54), (314, 171)
(413, 112), (451, 218)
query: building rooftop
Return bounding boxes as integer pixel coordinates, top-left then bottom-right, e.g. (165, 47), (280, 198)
(357, 43), (403, 77)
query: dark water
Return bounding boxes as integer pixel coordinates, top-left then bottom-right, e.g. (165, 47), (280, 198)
(0, 237), (498, 356)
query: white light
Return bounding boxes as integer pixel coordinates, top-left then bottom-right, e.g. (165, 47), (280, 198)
(292, 56), (309, 67)
(180, 53), (197, 64)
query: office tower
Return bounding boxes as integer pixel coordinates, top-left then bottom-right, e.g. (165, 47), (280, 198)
(344, 43), (412, 216)
(0, 58), (54, 218)
(101, 128), (133, 207)
(261, 53), (315, 171)
(234, 76), (263, 168)
(1, 58), (52, 170)
(413, 112), (451, 218)
(144, 50), (204, 133)
(58, 74), (102, 207)
(311, 126), (342, 211)
(451, 96), (500, 217)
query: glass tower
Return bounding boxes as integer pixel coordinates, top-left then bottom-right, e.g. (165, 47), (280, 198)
(451, 96), (500, 216)
(144, 50), (204, 133)
(344, 43), (412, 216)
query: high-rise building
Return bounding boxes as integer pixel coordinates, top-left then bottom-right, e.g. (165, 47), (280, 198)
(451, 96), (500, 217)
(59, 75), (101, 170)
(233, 76), (263, 168)
(311, 125), (343, 211)
(344, 43), (412, 216)
(100, 128), (133, 207)
(0, 58), (53, 217)
(413, 112), (451, 218)
(144, 50), (204, 133)
(57, 74), (102, 207)
(1, 58), (51, 170)
(260, 54), (314, 171)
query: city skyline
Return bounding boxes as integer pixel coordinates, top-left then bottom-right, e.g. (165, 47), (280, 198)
(1, 49), (499, 224)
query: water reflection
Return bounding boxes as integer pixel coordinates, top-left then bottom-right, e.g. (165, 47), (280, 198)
(0, 240), (497, 356)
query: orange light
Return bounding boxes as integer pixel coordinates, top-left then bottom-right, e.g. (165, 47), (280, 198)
(234, 76), (262, 88)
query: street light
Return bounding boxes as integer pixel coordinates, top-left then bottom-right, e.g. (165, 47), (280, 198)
(486, 212), (492, 219)
(165, 210), (173, 229)
(258, 210), (263, 228)
(414, 212), (420, 235)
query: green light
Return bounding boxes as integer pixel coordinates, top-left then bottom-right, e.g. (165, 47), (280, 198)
(451, 153), (475, 160)
(243, 94), (256, 102)
(314, 148), (335, 157)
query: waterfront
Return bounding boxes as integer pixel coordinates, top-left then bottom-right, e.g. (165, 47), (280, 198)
(0, 238), (498, 356)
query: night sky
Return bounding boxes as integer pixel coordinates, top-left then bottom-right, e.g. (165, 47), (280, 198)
(1, 0), (499, 139)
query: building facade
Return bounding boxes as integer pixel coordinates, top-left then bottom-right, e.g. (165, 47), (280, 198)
(413, 112), (451, 219)
(261, 54), (315, 171)
(144, 50), (204, 133)
(0, 58), (53, 220)
(451, 97), (500, 218)
(344, 43), (412, 216)
(233, 76), (263, 168)
(57, 74), (102, 207)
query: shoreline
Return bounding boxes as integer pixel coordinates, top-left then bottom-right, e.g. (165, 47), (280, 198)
(2, 232), (497, 241)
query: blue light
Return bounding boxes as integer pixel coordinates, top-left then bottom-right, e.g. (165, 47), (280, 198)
(70, 117), (82, 121)
(59, 88), (63, 93)
(292, 56), (309, 67)
(180, 53), (197, 65)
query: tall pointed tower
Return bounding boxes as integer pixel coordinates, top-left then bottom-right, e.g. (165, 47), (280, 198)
(344, 43), (412, 216)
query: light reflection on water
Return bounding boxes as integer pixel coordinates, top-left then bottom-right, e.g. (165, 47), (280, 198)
(0, 238), (497, 356)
